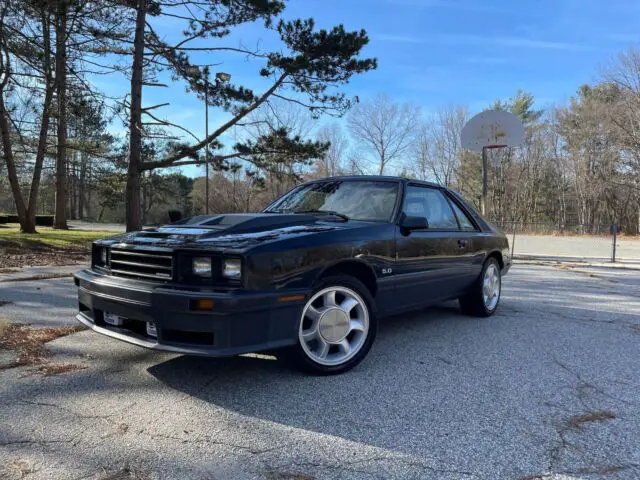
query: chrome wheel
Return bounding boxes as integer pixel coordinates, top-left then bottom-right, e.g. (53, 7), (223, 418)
(299, 286), (369, 367)
(483, 263), (501, 311)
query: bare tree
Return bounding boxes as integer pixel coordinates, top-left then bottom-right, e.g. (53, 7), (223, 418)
(414, 104), (468, 186)
(348, 93), (419, 175)
(316, 123), (348, 177)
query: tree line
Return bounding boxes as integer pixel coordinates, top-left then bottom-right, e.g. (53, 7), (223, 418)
(1, 0), (639, 234)
(0, 0), (375, 232)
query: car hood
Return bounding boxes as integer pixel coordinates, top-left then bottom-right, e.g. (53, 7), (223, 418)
(97, 213), (365, 253)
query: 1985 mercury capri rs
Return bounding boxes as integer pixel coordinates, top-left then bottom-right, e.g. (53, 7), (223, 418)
(75, 176), (510, 374)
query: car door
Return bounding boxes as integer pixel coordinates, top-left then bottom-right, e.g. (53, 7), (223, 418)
(392, 185), (471, 311)
(445, 192), (485, 288)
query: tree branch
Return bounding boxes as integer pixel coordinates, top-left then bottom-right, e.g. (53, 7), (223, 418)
(141, 72), (288, 170)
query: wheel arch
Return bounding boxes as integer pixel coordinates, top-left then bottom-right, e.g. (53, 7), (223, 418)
(315, 260), (378, 297)
(486, 250), (504, 269)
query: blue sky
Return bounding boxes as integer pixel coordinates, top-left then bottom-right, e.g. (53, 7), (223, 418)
(95, 0), (640, 176)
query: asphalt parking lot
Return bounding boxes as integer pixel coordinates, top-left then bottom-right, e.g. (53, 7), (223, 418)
(1, 264), (640, 480)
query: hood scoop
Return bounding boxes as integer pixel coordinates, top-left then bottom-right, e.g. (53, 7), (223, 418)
(159, 213), (318, 236)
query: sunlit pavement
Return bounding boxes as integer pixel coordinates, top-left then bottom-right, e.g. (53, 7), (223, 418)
(1, 264), (639, 479)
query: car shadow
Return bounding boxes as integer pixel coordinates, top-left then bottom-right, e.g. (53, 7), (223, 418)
(146, 303), (480, 456)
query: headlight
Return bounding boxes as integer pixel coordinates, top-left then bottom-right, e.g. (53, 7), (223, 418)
(222, 259), (242, 280)
(192, 257), (212, 277)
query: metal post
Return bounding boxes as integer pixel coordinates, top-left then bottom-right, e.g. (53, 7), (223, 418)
(481, 146), (488, 216)
(611, 222), (617, 263)
(204, 67), (209, 215)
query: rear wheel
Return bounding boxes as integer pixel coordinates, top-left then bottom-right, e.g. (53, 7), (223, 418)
(288, 276), (377, 375)
(459, 257), (501, 317)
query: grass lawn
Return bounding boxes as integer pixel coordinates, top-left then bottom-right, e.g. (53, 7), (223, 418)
(0, 224), (115, 250)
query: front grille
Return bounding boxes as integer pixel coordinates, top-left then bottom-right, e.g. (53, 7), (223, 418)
(108, 248), (173, 281)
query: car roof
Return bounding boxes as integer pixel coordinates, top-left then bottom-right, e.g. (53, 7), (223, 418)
(302, 176), (442, 189)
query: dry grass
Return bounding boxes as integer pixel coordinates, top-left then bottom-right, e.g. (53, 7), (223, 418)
(567, 410), (617, 430)
(29, 362), (87, 377)
(4, 458), (36, 479)
(0, 323), (85, 370)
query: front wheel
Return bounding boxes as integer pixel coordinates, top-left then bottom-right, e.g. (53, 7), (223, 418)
(287, 276), (377, 375)
(459, 258), (502, 317)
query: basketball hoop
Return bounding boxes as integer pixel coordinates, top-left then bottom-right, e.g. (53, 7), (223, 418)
(461, 110), (524, 152)
(461, 110), (525, 216)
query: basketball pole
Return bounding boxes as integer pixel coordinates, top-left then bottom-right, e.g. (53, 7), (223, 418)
(481, 146), (488, 216)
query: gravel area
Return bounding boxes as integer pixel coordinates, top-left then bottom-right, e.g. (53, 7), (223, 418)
(1, 264), (639, 479)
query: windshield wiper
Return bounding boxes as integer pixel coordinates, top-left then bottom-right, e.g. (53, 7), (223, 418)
(294, 209), (349, 221)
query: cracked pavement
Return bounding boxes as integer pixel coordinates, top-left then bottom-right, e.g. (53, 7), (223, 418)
(1, 264), (639, 479)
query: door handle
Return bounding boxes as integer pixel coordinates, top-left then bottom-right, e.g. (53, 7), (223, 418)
(457, 240), (467, 248)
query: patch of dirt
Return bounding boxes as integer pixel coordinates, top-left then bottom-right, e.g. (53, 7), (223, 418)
(566, 410), (617, 430)
(2, 458), (37, 479)
(28, 362), (87, 377)
(0, 323), (85, 371)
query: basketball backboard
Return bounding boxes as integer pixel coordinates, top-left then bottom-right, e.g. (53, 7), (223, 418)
(461, 110), (524, 151)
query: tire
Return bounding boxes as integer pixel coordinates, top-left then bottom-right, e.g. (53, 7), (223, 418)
(286, 275), (378, 375)
(459, 257), (502, 317)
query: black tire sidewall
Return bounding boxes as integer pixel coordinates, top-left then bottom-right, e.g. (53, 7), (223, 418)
(290, 275), (378, 375)
(481, 258), (501, 315)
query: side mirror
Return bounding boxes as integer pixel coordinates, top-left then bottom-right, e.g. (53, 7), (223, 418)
(400, 214), (428, 231)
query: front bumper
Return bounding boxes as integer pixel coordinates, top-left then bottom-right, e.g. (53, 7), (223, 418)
(74, 269), (308, 357)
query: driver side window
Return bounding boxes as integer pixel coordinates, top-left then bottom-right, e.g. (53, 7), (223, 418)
(403, 186), (459, 230)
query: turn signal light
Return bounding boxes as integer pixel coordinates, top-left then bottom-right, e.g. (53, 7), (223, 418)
(278, 294), (306, 302)
(191, 299), (215, 311)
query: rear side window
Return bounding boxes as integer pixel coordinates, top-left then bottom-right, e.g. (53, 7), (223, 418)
(448, 200), (477, 231)
(403, 186), (459, 230)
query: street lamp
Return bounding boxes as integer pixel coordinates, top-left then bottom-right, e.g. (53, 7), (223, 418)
(187, 66), (231, 215)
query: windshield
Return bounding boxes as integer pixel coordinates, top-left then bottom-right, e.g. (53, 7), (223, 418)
(264, 180), (399, 222)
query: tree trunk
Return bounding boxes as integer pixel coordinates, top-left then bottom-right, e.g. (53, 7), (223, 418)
(125, 0), (147, 232)
(79, 152), (87, 219)
(1, 7), (54, 233)
(85, 156), (93, 219)
(0, 95), (31, 231)
(54, 0), (68, 229)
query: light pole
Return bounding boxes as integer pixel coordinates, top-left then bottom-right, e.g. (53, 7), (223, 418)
(187, 66), (230, 215)
(203, 66), (209, 215)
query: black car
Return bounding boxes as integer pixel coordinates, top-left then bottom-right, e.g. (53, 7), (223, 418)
(75, 176), (510, 374)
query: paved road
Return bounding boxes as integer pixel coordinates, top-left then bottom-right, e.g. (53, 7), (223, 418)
(0, 276), (77, 327)
(1, 265), (640, 479)
(68, 221), (126, 232)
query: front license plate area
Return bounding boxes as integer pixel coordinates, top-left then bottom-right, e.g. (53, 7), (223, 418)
(104, 312), (124, 327)
(146, 322), (157, 338)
